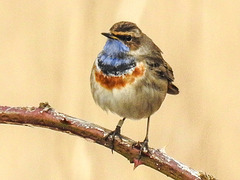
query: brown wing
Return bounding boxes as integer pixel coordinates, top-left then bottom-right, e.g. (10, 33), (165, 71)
(145, 53), (179, 95)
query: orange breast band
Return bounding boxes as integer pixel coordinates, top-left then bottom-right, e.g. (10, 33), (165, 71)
(95, 63), (145, 90)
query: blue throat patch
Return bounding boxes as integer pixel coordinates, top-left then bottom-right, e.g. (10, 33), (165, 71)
(97, 39), (136, 76)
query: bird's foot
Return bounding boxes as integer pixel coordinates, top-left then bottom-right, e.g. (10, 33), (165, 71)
(105, 126), (122, 153)
(132, 138), (150, 159)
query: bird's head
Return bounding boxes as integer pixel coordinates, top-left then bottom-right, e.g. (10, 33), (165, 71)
(101, 21), (143, 52)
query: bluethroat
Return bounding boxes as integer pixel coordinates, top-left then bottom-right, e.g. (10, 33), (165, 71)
(90, 21), (179, 156)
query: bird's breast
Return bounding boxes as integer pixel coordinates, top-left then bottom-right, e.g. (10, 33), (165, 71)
(94, 62), (146, 90)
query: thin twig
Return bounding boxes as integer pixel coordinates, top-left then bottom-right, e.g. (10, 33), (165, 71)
(0, 103), (216, 180)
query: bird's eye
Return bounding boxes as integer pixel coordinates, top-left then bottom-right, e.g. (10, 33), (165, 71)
(115, 35), (132, 42)
(125, 35), (132, 41)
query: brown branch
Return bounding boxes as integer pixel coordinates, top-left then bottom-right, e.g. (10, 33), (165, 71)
(0, 103), (216, 180)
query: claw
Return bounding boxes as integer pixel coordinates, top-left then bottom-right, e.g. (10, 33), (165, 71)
(105, 118), (126, 153)
(132, 137), (150, 159)
(105, 126), (122, 153)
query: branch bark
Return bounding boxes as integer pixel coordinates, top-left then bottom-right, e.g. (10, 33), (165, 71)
(0, 103), (216, 180)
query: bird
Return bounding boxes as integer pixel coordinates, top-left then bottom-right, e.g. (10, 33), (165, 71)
(90, 21), (179, 157)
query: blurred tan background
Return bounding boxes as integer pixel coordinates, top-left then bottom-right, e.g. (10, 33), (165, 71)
(0, 0), (240, 179)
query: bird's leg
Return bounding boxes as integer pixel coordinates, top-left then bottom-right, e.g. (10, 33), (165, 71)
(133, 117), (151, 159)
(105, 117), (126, 153)
(140, 116), (150, 156)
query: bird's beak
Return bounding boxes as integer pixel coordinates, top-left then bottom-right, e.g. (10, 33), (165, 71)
(101, 32), (119, 40)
